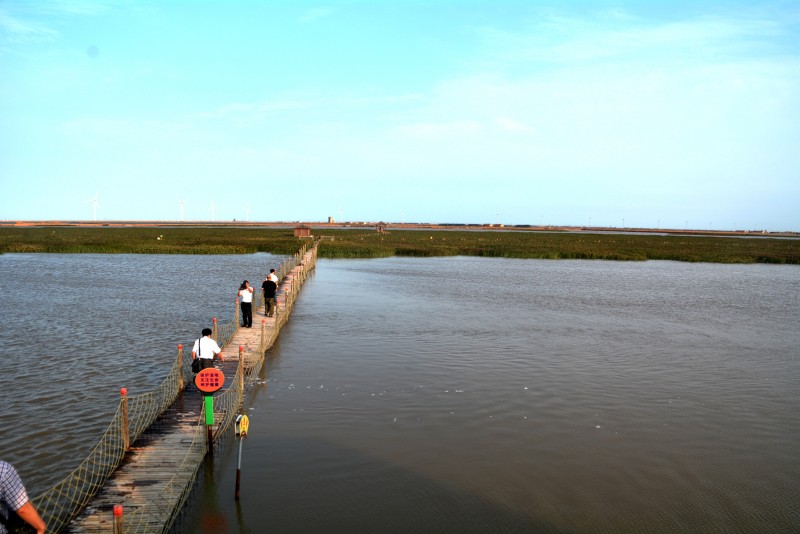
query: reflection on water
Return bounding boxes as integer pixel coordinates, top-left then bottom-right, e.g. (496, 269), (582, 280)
(180, 257), (800, 533)
(0, 253), (281, 492)
(2, 254), (798, 532)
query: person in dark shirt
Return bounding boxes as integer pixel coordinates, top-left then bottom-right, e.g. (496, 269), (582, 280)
(261, 275), (278, 317)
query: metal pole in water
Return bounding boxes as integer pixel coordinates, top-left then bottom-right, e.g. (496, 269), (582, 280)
(235, 437), (243, 500)
(234, 415), (250, 500)
(205, 395), (214, 455)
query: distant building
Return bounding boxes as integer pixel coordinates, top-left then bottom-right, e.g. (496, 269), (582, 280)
(294, 225), (311, 238)
(328, 216), (335, 224)
(375, 222), (387, 234)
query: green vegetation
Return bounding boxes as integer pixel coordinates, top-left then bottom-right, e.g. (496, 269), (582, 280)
(316, 229), (800, 264)
(0, 227), (301, 255)
(1, 227), (798, 264)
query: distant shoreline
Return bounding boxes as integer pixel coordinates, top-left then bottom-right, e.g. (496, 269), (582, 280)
(1, 219), (796, 238)
(1, 225), (797, 262)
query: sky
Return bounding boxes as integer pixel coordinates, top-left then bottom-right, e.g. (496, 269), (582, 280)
(1, 1), (798, 231)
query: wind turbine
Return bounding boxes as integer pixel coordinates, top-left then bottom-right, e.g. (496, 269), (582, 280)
(210, 201), (216, 222)
(89, 192), (99, 221)
(177, 199), (185, 221)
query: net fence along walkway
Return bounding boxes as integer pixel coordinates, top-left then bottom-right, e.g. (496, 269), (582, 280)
(17, 242), (317, 534)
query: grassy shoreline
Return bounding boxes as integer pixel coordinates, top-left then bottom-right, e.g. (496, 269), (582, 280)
(1, 227), (798, 264)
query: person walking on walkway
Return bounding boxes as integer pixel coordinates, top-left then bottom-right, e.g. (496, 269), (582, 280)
(0, 460), (46, 534)
(191, 328), (223, 371)
(262, 275), (277, 317)
(238, 280), (254, 327)
(268, 268), (279, 285)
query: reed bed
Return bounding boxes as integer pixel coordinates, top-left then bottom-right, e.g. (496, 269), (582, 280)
(0, 227), (300, 255)
(317, 229), (800, 264)
(1, 227), (797, 263)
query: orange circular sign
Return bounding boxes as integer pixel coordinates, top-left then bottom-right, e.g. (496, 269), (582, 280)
(195, 368), (225, 393)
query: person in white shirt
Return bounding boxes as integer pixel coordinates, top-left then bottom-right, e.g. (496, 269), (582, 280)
(238, 280), (254, 328)
(191, 328), (223, 371)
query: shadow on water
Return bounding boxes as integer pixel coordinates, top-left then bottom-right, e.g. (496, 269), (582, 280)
(174, 435), (564, 534)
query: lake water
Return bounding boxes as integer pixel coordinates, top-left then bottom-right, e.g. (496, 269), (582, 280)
(178, 256), (800, 533)
(1, 254), (798, 532)
(0, 252), (284, 492)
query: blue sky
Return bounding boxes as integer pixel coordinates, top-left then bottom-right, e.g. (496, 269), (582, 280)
(1, 1), (798, 230)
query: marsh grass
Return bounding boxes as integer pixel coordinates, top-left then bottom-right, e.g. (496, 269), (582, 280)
(0, 227), (300, 255)
(317, 230), (800, 264)
(1, 227), (797, 264)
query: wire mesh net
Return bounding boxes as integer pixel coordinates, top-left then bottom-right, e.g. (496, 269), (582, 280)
(19, 243), (317, 534)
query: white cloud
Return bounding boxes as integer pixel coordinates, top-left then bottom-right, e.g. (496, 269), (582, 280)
(472, 9), (798, 70)
(495, 116), (535, 133)
(0, 9), (59, 44)
(394, 120), (481, 139)
(300, 7), (334, 23)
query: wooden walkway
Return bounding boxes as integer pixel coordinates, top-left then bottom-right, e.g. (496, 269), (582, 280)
(65, 248), (315, 533)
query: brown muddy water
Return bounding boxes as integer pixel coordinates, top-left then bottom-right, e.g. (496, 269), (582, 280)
(1, 254), (798, 532)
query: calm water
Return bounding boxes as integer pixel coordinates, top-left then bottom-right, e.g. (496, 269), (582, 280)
(1, 254), (799, 532)
(0, 253), (283, 492)
(178, 257), (799, 533)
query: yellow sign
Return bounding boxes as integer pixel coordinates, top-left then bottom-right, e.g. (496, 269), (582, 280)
(239, 415), (250, 437)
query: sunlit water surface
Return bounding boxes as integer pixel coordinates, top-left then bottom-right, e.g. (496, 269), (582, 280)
(180, 256), (799, 533)
(1, 254), (798, 532)
(0, 253), (282, 491)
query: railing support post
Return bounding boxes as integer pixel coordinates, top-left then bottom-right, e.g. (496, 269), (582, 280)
(113, 505), (124, 534)
(206, 396), (214, 455)
(260, 319), (266, 352)
(239, 345), (245, 393)
(177, 344), (184, 390)
(212, 317), (218, 342)
(120, 388), (129, 451)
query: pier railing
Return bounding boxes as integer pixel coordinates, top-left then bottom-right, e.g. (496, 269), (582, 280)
(27, 241), (317, 533)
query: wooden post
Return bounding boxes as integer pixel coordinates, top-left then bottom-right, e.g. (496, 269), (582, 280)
(177, 344), (184, 390)
(120, 388), (129, 451)
(212, 317), (218, 341)
(239, 345), (245, 393)
(262, 318), (267, 345)
(113, 505), (124, 534)
(235, 297), (240, 327)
